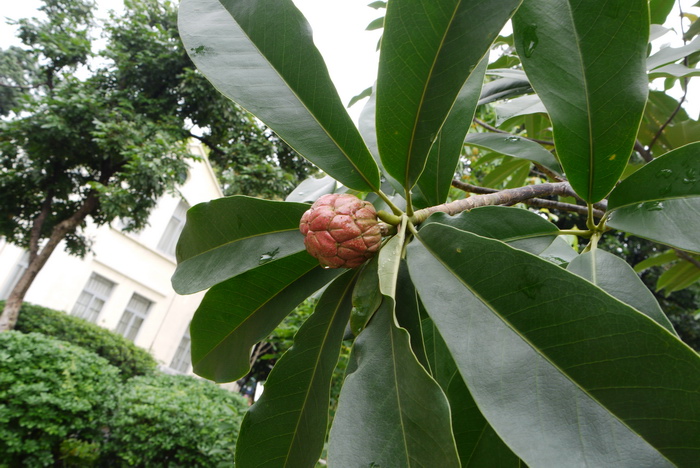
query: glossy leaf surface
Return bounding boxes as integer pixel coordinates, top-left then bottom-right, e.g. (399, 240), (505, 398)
(376, 0), (521, 190)
(285, 175), (336, 203)
(424, 206), (558, 255)
(178, 0), (380, 191)
(408, 223), (700, 467)
(173, 196), (308, 294)
(328, 299), (460, 467)
(513, 0), (649, 202)
(465, 132), (560, 173)
(567, 249), (676, 334)
(413, 57), (488, 207)
(607, 142), (700, 253)
(236, 271), (356, 468)
(190, 253), (341, 382)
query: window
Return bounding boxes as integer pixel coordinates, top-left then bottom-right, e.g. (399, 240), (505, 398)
(71, 273), (115, 323)
(115, 293), (153, 341)
(0, 251), (29, 300)
(170, 326), (192, 373)
(157, 200), (189, 257)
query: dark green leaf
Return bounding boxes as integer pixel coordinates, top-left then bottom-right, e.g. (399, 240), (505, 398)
(408, 223), (700, 467)
(567, 249), (676, 334)
(424, 206), (559, 255)
(477, 77), (532, 106)
(376, 0), (521, 190)
(634, 250), (679, 273)
(607, 142), (700, 253)
(328, 299), (460, 467)
(173, 196), (308, 294)
(649, 0), (676, 24)
(539, 236), (579, 265)
(178, 0), (380, 191)
(465, 132), (559, 172)
(413, 57), (488, 207)
(235, 271), (356, 467)
(513, 0), (649, 202)
(190, 252), (342, 382)
(395, 262), (429, 370)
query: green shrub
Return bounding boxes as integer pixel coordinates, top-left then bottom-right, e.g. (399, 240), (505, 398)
(7, 301), (157, 379)
(0, 331), (122, 467)
(102, 373), (248, 467)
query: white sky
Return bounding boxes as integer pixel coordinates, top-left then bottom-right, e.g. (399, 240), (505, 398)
(0, 0), (382, 121)
(1, 0), (698, 120)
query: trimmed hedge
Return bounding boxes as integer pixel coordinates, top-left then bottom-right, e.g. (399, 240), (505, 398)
(102, 374), (248, 466)
(0, 331), (122, 467)
(0, 331), (249, 467)
(5, 301), (157, 379)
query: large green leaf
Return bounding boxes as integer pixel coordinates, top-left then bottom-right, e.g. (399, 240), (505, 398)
(513, 0), (649, 202)
(328, 298), (460, 467)
(172, 196), (308, 294)
(422, 319), (523, 467)
(178, 0), (380, 191)
(408, 223), (700, 467)
(424, 206), (559, 255)
(376, 0), (522, 191)
(190, 252), (342, 382)
(235, 271), (356, 468)
(567, 249), (676, 334)
(412, 56), (488, 207)
(465, 132), (560, 173)
(607, 142), (700, 253)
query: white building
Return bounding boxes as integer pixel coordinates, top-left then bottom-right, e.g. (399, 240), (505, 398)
(0, 143), (222, 374)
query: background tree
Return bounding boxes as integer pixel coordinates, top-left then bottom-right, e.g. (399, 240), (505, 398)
(175, 0), (700, 466)
(0, 0), (313, 330)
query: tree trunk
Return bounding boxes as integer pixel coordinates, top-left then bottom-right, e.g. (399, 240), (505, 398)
(0, 195), (98, 331)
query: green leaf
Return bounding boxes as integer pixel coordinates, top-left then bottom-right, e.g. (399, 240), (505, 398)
(465, 133), (559, 171)
(494, 94), (547, 126)
(513, 0), (649, 202)
(190, 252), (342, 382)
(172, 196), (308, 294)
(178, 0), (380, 191)
(648, 63), (700, 80)
(477, 77), (532, 106)
(634, 250), (679, 273)
(408, 223), (700, 467)
(424, 206), (559, 255)
(347, 86), (372, 108)
(285, 175), (336, 204)
(351, 256), (382, 336)
(328, 299), (460, 467)
(376, 0), (522, 190)
(413, 56), (488, 207)
(378, 216), (407, 298)
(422, 319), (522, 467)
(647, 37), (700, 70)
(395, 262), (429, 370)
(235, 270), (356, 468)
(656, 259), (700, 294)
(567, 249), (676, 334)
(483, 158), (530, 188)
(539, 236), (579, 265)
(649, 0), (676, 24)
(607, 142), (700, 253)
(365, 16), (384, 31)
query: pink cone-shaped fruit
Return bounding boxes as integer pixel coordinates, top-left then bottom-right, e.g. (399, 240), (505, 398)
(300, 193), (382, 268)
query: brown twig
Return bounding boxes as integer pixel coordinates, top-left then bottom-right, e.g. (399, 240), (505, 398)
(413, 181), (605, 224)
(450, 180), (604, 218)
(634, 140), (653, 163)
(675, 249), (700, 270)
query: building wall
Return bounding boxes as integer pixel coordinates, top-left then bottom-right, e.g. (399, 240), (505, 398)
(0, 143), (222, 372)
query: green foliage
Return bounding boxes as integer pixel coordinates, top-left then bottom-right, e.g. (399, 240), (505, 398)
(0, 328), (248, 467)
(9, 301), (157, 380)
(175, 0), (700, 466)
(0, 331), (121, 467)
(102, 373), (248, 467)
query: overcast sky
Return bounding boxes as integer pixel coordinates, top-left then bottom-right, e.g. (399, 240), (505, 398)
(0, 0), (382, 121)
(1, 0), (698, 120)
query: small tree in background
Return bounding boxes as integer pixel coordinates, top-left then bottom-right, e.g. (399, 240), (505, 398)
(0, 0), (313, 330)
(175, 0), (700, 466)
